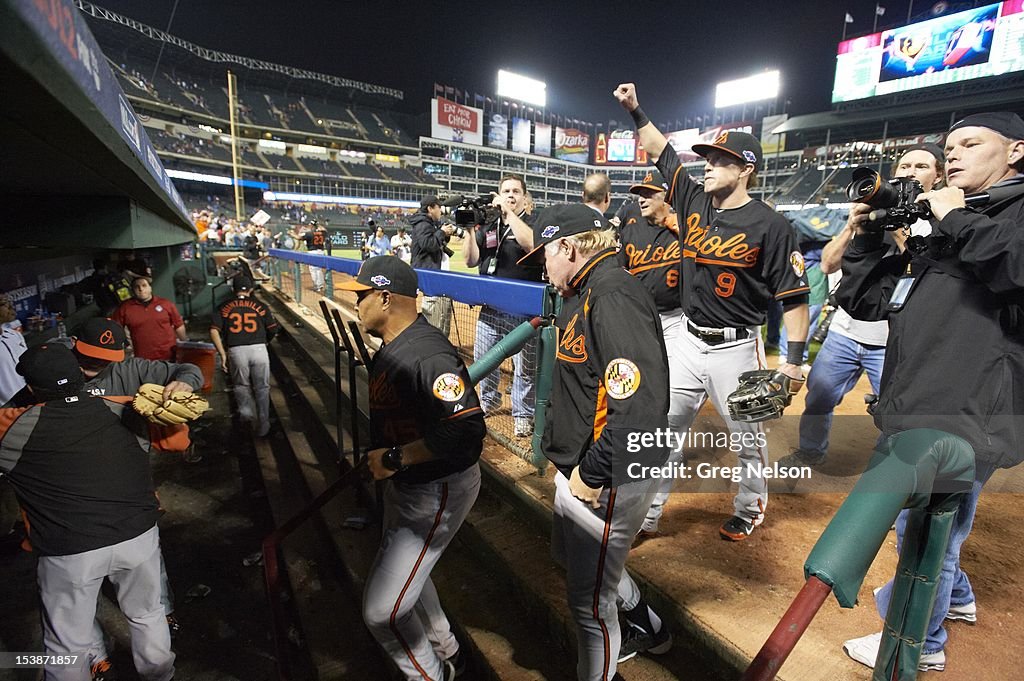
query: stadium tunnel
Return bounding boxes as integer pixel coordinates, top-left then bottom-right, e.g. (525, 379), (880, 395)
(0, 0), (209, 332)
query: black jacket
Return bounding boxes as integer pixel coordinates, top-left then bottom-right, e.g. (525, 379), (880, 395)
(837, 186), (1024, 468)
(409, 210), (450, 270)
(542, 249), (670, 487)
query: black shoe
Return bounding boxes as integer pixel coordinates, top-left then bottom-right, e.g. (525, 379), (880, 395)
(779, 449), (826, 467)
(446, 650), (466, 677)
(617, 625), (672, 663)
(719, 515), (759, 541)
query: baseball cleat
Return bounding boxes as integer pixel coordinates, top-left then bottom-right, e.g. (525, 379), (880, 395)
(617, 624), (672, 663)
(946, 601), (977, 623)
(719, 515), (759, 541)
(843, 631), (946, 672)
(90, 658), (113, 681)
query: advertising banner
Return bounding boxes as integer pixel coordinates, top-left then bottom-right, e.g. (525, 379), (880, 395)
(665, 123), (754, 162)
(487, 113), (508, 149)
(430, 97), (483, 145)
(554, 127), (590, 163)
(512, 117), (532, 154)
(760, 114), (789, 154)
(534, 123), (552, 156)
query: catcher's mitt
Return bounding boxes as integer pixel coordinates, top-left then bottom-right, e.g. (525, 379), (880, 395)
(726, 370), (803, 423)
(133, 383), (210, 425)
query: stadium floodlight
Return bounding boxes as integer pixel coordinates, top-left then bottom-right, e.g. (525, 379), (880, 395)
(714, 70), (780, 109)
(497, 70), (547, 107)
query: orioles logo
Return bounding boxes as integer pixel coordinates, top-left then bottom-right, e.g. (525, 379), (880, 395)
(623, 241), (681, 271)
(604, 359), (641, 399)
(99, 329), (115, 345)
(432, 373), (465, 402)
(683, 213), (761, 267)
(790, 251), (806, 277)
(557, 312), (587, 363)
(368, 371), (401, 410)
(714, 131), (730, 145)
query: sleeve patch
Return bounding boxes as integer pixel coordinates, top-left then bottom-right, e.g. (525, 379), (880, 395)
(432, 373), (466, 402)
(789, 251), (806, 277)
(604, 359), (641, 400)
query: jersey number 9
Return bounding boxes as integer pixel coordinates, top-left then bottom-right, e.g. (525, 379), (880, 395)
(715, 272), (736, 298)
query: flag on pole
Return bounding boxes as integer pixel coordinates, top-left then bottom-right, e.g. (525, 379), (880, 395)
(845, 12), (854, 22)
(876, 5), (886, 15)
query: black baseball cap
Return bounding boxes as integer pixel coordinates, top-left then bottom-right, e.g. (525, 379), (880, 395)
(336, 255), (419, 298)
(73, 318), (127, 363)
(692, 130), (763, 170)
(517, 204), (610, 265)
(18, 344), (85, 395)
(949, 112), (1024, 141)
(233, 275), (254, 292)
(630, 169), (669, 194)
(420, 194), (441, 209)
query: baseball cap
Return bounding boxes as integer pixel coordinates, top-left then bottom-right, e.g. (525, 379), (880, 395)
(420, 194), (441, 209)
(948, 112), (1024, 141)
(630, 169), (669, 194)
(692, 130), (763, 170)
(73, 318), (127, 363)
(517, 204), (610, 265)
(336, 255), (419, 298)
(233, 275), (254, 292)
(17, 344), (85, 395)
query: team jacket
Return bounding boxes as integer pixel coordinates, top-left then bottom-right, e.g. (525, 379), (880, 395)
(618, 213), (681, 313)
(656, 145), (809, 327)
(369, 316), (485, 484)
(84, 357), (203, 396)
(212, 295), (279, 347)
(0, 395), (162, 556)
(542, 249), (670, 487)
(837, 185), (1024, 469)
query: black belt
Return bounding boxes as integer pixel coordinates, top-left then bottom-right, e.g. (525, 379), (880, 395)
(686, 321), (750, 346)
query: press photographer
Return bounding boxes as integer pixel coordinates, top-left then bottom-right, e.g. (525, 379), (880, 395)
(410, 194), (455, 335)
(837, 112), (1024, 671)
(462, 174), (541, 438)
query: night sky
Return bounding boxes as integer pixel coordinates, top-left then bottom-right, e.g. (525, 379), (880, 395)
(93, 0), (927, 123)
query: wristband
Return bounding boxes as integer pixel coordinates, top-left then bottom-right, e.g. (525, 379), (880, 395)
(630, 106), (651, 129)
(786, 342), (806, 366)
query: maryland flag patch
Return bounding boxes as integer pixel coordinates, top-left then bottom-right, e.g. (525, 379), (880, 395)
(432, 373), (466, 402)
(604, 359), (641, 400)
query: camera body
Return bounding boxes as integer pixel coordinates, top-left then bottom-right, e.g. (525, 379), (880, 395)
(450, 196), (501, 229)
(846, 166), (931, 231)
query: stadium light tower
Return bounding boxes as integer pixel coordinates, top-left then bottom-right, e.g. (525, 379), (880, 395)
(714, 70), (781, 109)
(497, 69), (547, 108)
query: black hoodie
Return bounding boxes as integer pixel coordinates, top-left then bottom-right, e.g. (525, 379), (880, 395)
(409, 210), (450, 270)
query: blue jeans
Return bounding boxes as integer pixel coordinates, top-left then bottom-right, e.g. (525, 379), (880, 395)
(777, 303), (823, 362)
(474, 306), (536, 419)
(874, 459), (996, 654)
(798, 332), (885, 458)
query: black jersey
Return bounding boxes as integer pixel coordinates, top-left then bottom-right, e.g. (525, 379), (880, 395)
(369, 316), (485, 484)
(213, 296), (279, 347)
(474, 212), (542, 281)
(656, 145), (809, 327)
(302, 228), (328, 251)
(618, 213), (680, 313)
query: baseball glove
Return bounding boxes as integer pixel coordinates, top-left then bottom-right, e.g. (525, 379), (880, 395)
(726, 370), (803, 423)
(132, 383), (210, 425)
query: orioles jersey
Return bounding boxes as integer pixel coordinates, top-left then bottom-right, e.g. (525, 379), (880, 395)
(656, 144), (809, 328)
(213, 296), (279, 347)
(542, 249), (669, 488)
(618, 213), (680, 313)
(301, 228), (328, 251)
(369, 316), (485, 484)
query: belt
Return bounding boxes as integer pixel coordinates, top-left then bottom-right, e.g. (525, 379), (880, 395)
(686, 320), (750, 345)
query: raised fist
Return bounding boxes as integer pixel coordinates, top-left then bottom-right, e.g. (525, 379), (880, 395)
(613, 83), (639, 111)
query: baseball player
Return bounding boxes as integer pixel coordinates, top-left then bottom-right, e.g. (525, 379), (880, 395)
(210, 275), (279, 438)
(519, 204), (672, 678)
(0, 344), (175, 681)
(615, 83), (809, 541)
(338, 256), (485, 681)
(616, 171), (684, 541)
(288, 220), (331, 293)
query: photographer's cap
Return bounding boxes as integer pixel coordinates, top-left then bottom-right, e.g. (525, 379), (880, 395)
(517, 204), (609, 265)
(420, 194), (441, 209)
(949, 112), (1024, 141)
(336, 256), (419, 298)
(692, 130), (763, 170)
(630, 170), (669, 194)
(18, 344), (85, 395)
(73, 318), (127, 363)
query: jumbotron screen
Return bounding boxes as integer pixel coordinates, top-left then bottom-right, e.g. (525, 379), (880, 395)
(831, 1), (1024, 103)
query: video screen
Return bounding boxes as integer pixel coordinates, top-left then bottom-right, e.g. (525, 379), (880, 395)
(608, 138), (636, 163)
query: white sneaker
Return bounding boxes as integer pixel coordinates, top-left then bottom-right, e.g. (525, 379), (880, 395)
(843, 631), (946, 672)
(514, 417), (533, 437)
(946, 601), (977, 623)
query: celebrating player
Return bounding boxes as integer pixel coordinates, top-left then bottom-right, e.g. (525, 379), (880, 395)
(615, 82), (810, 541)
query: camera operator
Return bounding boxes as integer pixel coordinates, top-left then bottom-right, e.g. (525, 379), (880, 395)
(783, 144), (944, 469)
(410, 195), (455, 336)
(463, 174), (541, 437)
(839, 113), (1024, 672)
